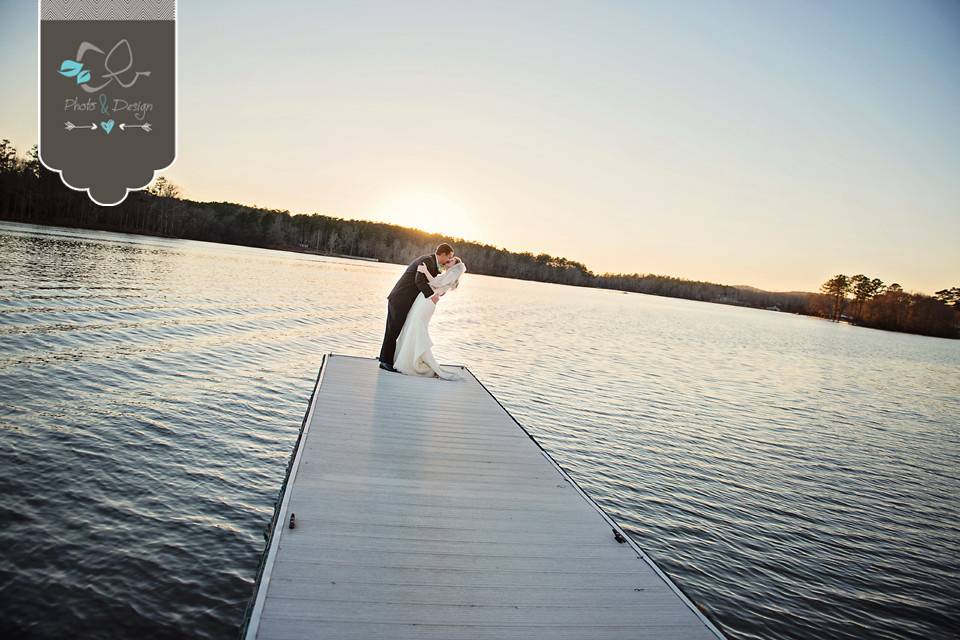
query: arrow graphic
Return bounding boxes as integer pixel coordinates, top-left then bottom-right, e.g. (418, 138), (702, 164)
(120, 122), (152, 132)
(64, 121), (97, 131)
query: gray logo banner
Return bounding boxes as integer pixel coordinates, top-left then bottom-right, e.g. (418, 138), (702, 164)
(39, 1), (177, 206)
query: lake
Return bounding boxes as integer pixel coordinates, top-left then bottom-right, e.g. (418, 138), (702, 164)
(0, 221), (957, 639)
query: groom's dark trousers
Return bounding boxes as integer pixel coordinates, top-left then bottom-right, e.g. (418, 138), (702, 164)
(379, 254), (439, 366)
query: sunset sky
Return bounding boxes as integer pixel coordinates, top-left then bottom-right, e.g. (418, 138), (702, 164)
(2, 1), (957, 292)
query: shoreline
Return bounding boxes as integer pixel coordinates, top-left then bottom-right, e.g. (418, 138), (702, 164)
(1, 218), (956, 341)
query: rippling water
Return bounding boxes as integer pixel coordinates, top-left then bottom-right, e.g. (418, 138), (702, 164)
(0, 221), (958, 639)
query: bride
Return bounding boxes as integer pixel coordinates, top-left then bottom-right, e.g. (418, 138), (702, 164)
(393, 257), (467, 380)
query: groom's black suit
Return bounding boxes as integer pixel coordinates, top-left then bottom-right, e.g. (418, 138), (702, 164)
(378, 254), (439, 366)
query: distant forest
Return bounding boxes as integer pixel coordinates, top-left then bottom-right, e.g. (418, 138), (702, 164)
(2, 138), (957, 339)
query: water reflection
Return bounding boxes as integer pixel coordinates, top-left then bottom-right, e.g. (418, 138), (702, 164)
(0, 222), (958, 639)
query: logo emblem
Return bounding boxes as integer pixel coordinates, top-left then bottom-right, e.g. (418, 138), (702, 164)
(39, 1), (176, 206)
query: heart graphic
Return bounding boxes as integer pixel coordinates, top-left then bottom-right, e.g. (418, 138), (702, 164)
(101, 119), (115, 134)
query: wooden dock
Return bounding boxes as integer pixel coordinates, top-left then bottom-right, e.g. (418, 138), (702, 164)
(242, 354), (727, 639)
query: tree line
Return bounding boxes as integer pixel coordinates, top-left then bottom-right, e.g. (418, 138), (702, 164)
(821, 275), (958, 338)
(1, 138), (956, 338)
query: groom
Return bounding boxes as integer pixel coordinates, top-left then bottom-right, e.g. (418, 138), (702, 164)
(378, 243), (456, 373)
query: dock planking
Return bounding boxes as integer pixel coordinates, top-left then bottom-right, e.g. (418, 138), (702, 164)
(242, 353), (727, 640)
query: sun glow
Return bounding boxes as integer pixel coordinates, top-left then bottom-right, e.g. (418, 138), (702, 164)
(374, 189), (479, 241)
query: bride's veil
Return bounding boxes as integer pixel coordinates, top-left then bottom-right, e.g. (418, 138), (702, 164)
(445, 260), (466, 291)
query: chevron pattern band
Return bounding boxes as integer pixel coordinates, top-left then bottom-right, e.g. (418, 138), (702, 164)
(40, 0), (175, 20)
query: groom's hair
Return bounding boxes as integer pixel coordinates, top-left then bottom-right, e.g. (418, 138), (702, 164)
(436, 243), (454, 256)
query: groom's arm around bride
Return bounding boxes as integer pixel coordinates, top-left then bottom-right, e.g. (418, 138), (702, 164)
(414, 257), (439, 303)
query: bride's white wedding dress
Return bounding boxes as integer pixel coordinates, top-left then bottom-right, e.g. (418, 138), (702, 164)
(393, 262), (466, 380)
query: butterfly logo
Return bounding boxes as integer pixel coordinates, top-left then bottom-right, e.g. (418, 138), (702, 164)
(57, 39), (151, 92)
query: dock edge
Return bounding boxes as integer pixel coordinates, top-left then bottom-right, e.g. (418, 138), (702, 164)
(238, 353), (329, 639)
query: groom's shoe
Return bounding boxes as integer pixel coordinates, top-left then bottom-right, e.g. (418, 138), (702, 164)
(379, 361), (398, 373)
